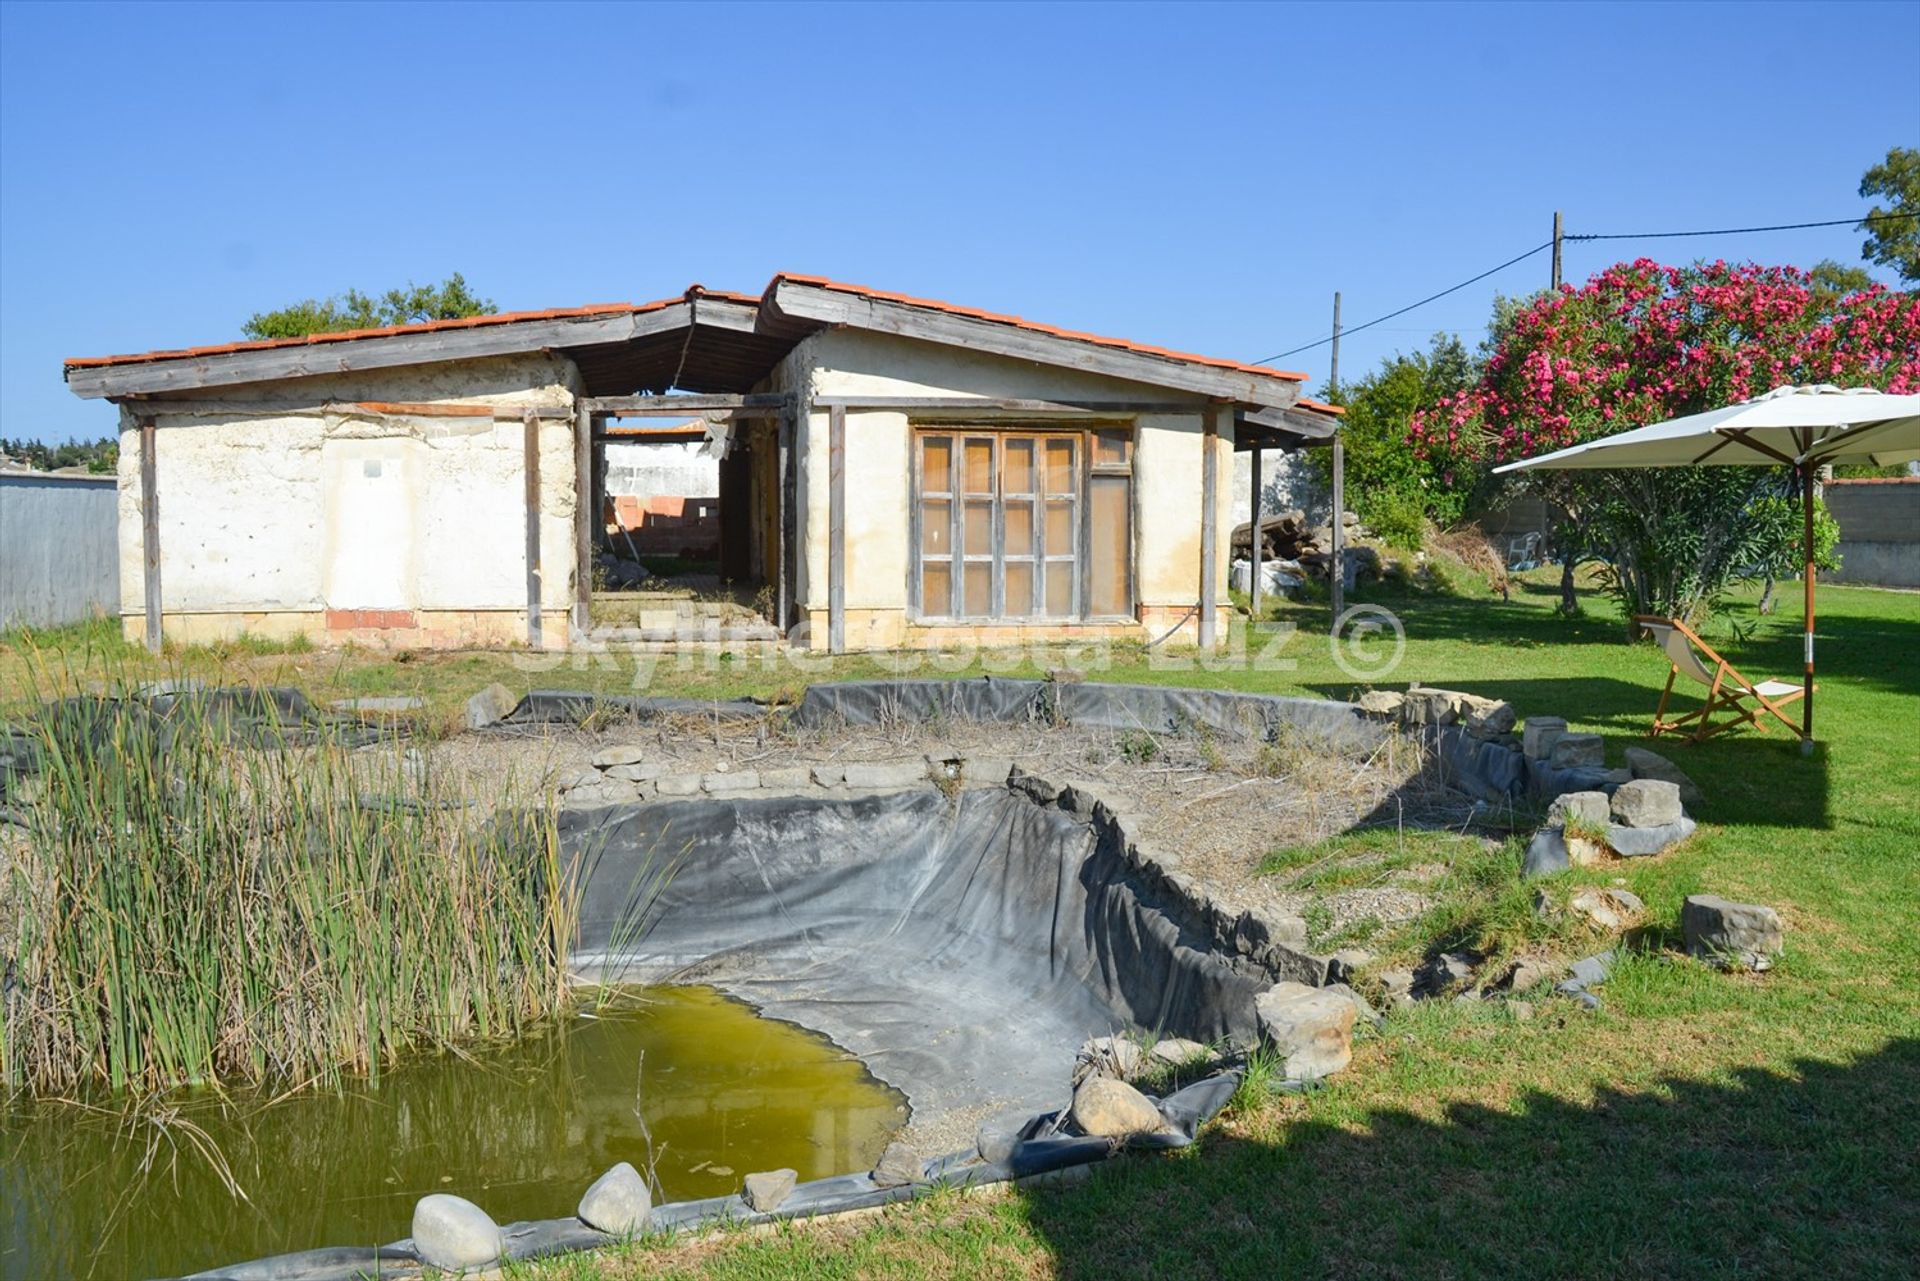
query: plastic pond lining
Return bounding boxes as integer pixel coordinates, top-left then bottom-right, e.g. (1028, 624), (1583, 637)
(139, 678), (1600, 1280)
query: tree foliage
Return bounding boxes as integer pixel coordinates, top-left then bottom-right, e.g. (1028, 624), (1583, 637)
(1858, 146), (1920, 285)
(1413, 259), (1920, 626)
(242, 273), (496, 340)
(0, 436), (118, 474)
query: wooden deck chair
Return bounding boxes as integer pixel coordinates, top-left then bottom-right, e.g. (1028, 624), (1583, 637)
(1635, 615), (1811, 743)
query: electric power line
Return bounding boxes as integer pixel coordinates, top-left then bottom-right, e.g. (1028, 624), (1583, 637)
(1255, 209), (1920, 367)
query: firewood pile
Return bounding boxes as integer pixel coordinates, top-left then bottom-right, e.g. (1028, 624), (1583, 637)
(1229, 509), (1379, 581)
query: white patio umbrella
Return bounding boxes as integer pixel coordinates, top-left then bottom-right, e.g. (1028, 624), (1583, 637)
(1494, 385), (1920, 744)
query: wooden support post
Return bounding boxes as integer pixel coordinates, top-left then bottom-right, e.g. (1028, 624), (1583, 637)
(1249, 445), (1264, 619)
(1199, 407), (1219, 650)
(777, 411), (792, 637)
(1330, 435), (1346, 633)
(139, 416), (161, 653)
(523, 411), (543, 650)
(573, 403), (592, 634)
(828, 404), (846, 655)
(1802, 460), (1816, 747)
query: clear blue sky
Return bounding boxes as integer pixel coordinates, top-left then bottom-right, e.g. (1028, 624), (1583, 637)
(3, 0), (1916, 443)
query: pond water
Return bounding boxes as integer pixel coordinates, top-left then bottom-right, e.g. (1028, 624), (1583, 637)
(0, 986), (907, 1281)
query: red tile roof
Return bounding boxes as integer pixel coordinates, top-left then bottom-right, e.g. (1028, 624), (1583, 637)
(64, 277), (1311, 389)
(1296, 397), (1345, 417)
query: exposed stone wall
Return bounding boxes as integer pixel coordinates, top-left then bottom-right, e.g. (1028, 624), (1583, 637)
(1825, 477), (1920, 588)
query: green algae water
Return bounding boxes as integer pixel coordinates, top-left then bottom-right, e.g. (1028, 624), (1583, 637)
(0, 986), (906, 1281)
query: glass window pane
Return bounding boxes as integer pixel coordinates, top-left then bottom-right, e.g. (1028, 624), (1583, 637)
(1045, 564), (1074, 617)
(922, 436), (952, 491)
(1045, 500), (1074, 557)
(1044, 438), (1077, 493)
(1094, 429), (1129, 467)
(964, 563), (992, 616)
(965, 438), (994, 492)
(1090, 475), (1131, 616)
(1005, 562), (1034, 617)
(1003, 438), (1035, 493)
(1005, 502), (1034, 556)
(921, 500), (951, 555)
(964, 499), (994, 556)
(923, 561), (951, 617)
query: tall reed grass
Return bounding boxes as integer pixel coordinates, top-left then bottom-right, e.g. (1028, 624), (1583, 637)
(1, 677), (592, 1098)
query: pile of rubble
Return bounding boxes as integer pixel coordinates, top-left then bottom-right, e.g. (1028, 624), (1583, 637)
(1229, 508), (1383, 589)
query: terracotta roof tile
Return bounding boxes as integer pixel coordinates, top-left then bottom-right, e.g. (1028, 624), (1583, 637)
(1296, 397), (1346, 416)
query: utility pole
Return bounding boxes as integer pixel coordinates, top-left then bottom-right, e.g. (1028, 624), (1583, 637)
(1328, 290), (1344, 634)
(1551, 210), (1564, 289)
(1328, 291), (1343, 391)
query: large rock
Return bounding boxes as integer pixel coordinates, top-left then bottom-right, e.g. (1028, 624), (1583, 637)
(462, 683), (518, 732)
(870, 1141), (926, 1187)
(1569, 887), (1645, 931)
(592, 744), (646, 769)
(1071, 1076), (1166, 1137)
(1074, 1034), (1143, 1083)
(1356, 690), (1405, 717)
(1148, 1037), (1219, 1067)
(1682, 895), (1784, 971)
(412, 1194), (503, 1273)
(578, 1162), (651, 1235)
(1460, 695), (1517, 739)
(843, 760), (929, 789)
(1611, 778), (1683, 828)
(1624, 746), (1704, 808)
(1415, 951), (1478, 996)
(1523, 716), (1568, 760)
(1607, 816), (1696, 857)
(1254, 981), (1355, 1080)
(1548, 733), (1606, 769)
(1523, 827), (1570, 877)
(1547, 790), (1610, 830)
(742, 1168), (797, 1212)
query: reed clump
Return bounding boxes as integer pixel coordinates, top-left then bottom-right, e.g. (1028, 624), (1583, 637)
(1, 681), (585, 1098)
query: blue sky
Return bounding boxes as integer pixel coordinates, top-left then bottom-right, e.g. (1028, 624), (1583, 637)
(2, 0), (1916, 443)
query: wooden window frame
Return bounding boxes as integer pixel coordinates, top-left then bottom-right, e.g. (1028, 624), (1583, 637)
(910, 424), (1133, 624)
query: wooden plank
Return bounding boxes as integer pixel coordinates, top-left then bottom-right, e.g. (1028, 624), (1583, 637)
(813, 396), (1204, 414)
(523, 412), (543, 650)
(771, 281), (1306, 408)
(1238, 404), (1339, 443)
(67, 310), (669, 399)
(1330, 435), (1346, 632)
(139, 416), (161, 653)
(582, 393), (790, 414)
(108, 398), (573, 421)
(1249, 445), (1263, 617)
(574, 403), (592, 633)
(829, 404), (846, 654)
(1200, 408), (1219, 650)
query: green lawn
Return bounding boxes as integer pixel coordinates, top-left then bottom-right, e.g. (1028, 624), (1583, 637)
(6, 574), (1917, 1279)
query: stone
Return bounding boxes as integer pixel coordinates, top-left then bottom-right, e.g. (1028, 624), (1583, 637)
(809, 763), (845, 787)
(1610, 778), (1683, 828)
(462, 683), (517, 732)
(655, 773), (702, 796)
(1235, 908), (1309, 955)
(1522, 716), (1568, 760)
(976, 1118), (1022, 1165)
(843, 760), (928, 789)
(1566, 833), (1609, 867)
(1075, 1034), (1144, 1082)
(964, 757), (1015, 787)
(592, 744), (646, 769)
(606, 761), (666, 783)
(870, 1141), (926, 1187)
(741, 1168), (797, 1212)
(1148, 1037), (1218, 1067)
(1569, 887), (1645, 931)
(563, 780), (640, 806)
(1355, 690), (1405, 717)
(1325, 981), (1383, 1028)
(1523, 828), (1569, 877)
(1416, 951), (1478, 996)
(1546, 790), (1610, 830)
(1253, 981), (1355, 1080)
(1070, 1076), (1166, 1138)
(329, 695), (425, 715)
(1509, 1000), (1535, 1021)
(578, 1162), (651, 1235)
(1328, 948), (1374, 983)
(1461, 695), (1517, 739)
(1556, 950), (1615, 996)
(1682, 895), (1784, 971)
(1624, 746), (1704, 808)
(1506, 957), (1559, 993)
(1548, 733), (1605, 769)
(1399, 688), (1460, 727)
(411, 1193), (504, 1273)
(1607, 816), (1697, 857)
(759, 766), (813, 790)
(1603, 768), (1633, 786)
(702, 770), (761, 793)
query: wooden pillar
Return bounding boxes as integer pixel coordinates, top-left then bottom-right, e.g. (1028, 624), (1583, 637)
(1802, 460), (1816, 746)
(573, 402), (592, 634)
(139, 416), (161, 653)
(1329, 435), (1345, 632)
(777, 411), (792, 637)
(523, 411), (543, 650)
(1199, 406), (1219, 650)
(828, 404), (846, 654)
(1248, 445), (1264, 618)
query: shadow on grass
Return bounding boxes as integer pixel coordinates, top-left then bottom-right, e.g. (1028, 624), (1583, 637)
(1020, 1038), (1920, 1280)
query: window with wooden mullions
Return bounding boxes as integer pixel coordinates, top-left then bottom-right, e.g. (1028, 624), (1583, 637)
(914, 428), (1132, 621)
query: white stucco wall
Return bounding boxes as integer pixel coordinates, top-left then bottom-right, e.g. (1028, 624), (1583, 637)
(776, 328), (1232, 642)
(117, 353), (581, 642)
(603, 440), (718, 500)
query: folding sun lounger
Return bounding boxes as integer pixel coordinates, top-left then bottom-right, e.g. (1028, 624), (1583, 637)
(1635, 615), (1810, 743)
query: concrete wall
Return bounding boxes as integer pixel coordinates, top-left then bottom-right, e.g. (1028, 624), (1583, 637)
(780, 328), (1230, 649)
(0, 472), (118, 629)
(1825, 478), (1920, 588)
(603, 440), (717, 501)
(118, 353), (581, 649)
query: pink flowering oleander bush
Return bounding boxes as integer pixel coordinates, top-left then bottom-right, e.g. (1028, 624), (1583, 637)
(1413, 260), (1920, 628)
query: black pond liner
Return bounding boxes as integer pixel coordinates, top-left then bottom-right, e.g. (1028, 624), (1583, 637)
(176, 677), (1574, 1280)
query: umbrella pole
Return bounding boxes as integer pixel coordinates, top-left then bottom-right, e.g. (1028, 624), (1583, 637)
(1802, 460), (1816, 751)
